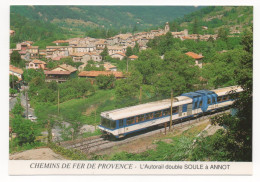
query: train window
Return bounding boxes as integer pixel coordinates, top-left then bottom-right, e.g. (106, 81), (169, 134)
(110, 121), (116, 129)
(145, 113), (153, 120)
(172, 107), (178, 114)
(137, 115), (145, 122)
(154, 111), (162, 118)
(217, 96), (222, 102)
(199, 101), (202, 107)
(223, 95), (229, 101)
(163, 108), (170, 116)
(207, 98), (211, 105)
(101, 117), (116, 129)
(101, 117), (110, 128)
(126, 117), (135, 125)
(119, 119), (124, 128)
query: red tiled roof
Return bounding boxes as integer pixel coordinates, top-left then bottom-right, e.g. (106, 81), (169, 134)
(52, 40), (69, 44)
(185, 52), (204, 59)
(9, 65), (23, 74)
(28, 46), (39, 49)
(112, 52), (126, 57)
(58, 64), (77, 73)
(44, 70), (71, 75)
(32, 59), (46, 64)
(78, 71), (124, 78)
(128, 55), (138, 59)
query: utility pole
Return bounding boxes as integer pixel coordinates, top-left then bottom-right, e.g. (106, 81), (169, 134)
(25, 91), (29, 119)
(169, 89), (173, 132)
(139, 86), (142, 104)
(57, 88), (60, 115)
(127, 59), (129, 73)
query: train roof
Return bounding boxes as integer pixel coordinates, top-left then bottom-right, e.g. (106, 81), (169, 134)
(101, 95), (192, 120)
(211, 85), (243, 96)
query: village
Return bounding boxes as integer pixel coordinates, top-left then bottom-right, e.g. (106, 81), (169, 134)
(9, 22), (217, 84)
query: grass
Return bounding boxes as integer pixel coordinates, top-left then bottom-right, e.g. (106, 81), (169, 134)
(90, 122), (210, 161)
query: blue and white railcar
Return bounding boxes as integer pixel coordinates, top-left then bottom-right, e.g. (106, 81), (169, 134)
(98, 85), (243, 138)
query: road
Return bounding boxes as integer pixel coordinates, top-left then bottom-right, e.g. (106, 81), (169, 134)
(9, 92), (36, 118)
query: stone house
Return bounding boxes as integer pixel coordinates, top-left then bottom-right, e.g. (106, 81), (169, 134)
(103, 62), (117, 72)
(128, 55), (138, 60)
(9, 65), (23, 81)
(27, 46), (39, 58)
(78, 71), (125, 79)
(81, 52), (102, 63)
(185, 52), (204, 68)
(111, 52), (126, 60)
(107, 46), (125, 55)
(27, 59), (47, 70)
(44, 64), (77, 82)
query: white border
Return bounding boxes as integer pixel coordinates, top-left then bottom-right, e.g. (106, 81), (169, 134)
(1, 0), (260, 182)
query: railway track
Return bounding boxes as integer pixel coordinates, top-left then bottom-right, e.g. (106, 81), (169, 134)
(59, 109), (230, 154)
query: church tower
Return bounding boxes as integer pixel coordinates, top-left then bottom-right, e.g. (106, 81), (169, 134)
(165, 22), (170, 33)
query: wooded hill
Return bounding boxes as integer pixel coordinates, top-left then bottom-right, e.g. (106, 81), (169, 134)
(169, 6), (253, 34)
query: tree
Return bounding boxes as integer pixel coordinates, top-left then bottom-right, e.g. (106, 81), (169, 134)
(133, 49), (162, 84)
(115, 71), (143, 101)
(11, 97), (24, 117)
(217, 28), (229, 42)
(96, 74), (116, 89)
(211, 28), (253, 161)
(125, 46), (133, 57)
(133, 42), (140, 55)
(192, 17), (199, 34)
(11, 116), (40, 146)
(154, 50), (200, 96)
(9, 74), (19, 89)
(100, 46), (109, 60)
(10, 50), (25, 68)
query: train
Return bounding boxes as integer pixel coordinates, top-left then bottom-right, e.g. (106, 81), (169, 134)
(98, 86), (243, 138)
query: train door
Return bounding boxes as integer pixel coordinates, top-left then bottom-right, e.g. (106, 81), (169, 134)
(179, 105), (183, 117)
(187, 104), (193, 116)
(118, 119), (125, 138)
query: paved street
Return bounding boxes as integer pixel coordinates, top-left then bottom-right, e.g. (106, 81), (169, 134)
(9, 92), (36, 118)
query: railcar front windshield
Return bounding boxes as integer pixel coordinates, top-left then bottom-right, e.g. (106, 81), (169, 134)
(101, 117), (116, 129)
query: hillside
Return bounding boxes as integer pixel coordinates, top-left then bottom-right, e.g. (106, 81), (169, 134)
(170, 6), (253, 34)
(10, 6), (201, 31)
(10, 6), (201, 48)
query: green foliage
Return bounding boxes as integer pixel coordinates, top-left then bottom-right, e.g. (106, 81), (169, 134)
(10, 88), (18, 95)
(23, 69), (45, 84)
(46, 57), (83, 69)
(11, 97), (24, 116)
(9, 140), (46, 154)
(192, 17), (199, 34)
(9, 75), (19, 89)
(48, 142), (88, 160)
(132, 42), (140, 55)
(115, 71), (143, 101)
(209, 29), (253, 161)
(100, 46), (108, 60)
(96, 75), (116, 90)
(125, 46), (133, 57)
(10, 51), (26, 68)
(11, 116), (41, 146)
(154, 50), (200, 96)
(217, 28), (229, 42)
